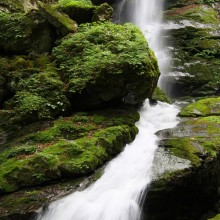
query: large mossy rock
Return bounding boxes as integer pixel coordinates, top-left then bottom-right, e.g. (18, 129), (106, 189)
(0, 108), (139, 194)
(53, 22), (160, 110)
(0, 22), (159, 124)
(162, 1), (220, 99)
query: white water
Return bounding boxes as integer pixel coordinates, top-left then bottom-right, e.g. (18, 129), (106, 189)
(37, 0), (179, 219)
(37, 102), (179, 220)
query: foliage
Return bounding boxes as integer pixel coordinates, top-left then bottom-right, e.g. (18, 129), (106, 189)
(4, 65), (70, 123)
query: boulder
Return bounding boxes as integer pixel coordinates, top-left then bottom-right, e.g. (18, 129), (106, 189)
(52, 22), (160, 110)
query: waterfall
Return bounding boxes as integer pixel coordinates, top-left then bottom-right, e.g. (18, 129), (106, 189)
(37, 0), (179, 219)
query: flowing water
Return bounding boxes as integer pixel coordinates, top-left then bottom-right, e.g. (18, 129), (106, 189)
(37, 0), (179, 219)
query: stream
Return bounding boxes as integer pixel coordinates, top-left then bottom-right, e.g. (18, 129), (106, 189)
(37, 0), (180, 219)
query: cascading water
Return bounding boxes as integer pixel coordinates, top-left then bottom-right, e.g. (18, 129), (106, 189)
(37, 0), (179, 220)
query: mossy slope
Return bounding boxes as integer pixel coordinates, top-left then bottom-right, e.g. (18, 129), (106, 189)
(0, 108), (139, 194)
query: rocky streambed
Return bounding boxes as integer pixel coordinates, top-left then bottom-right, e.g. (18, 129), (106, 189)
(0, 0), (220, 219)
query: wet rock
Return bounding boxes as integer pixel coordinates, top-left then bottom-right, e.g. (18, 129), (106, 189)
(144, 97), (220, 219)
(162, 1), (220, 99)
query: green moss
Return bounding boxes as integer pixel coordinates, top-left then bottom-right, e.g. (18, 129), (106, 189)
(55, 0), (96, 24)
(0, 11), (53, 54)
(0, 0), (24, 12)
(167, 24), (220, 98)
(92, 3), (113, 22)
(0, 108), (139, 193)
(58, 0), (93, 7)
(152, 87), (171, 103)
(38, 1), (78, 36)
(196, 138), (220, 157)
(179, 97), (220, 117)
(165, 5), (219, 25)
(195, 116), (220, 135)
(4, 64), (70, 124)
(165, 138), (201, 166)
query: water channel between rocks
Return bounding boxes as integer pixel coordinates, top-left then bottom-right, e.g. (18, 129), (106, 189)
(37, 0), (183, 219)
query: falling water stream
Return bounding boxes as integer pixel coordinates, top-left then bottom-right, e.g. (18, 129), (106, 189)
(37, 0), (180, 219)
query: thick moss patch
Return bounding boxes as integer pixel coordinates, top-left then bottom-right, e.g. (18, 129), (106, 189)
(179, 97), (220, 117)
(0, 108), (139, 194)
(2, 60), (71, 124)
(53, 22), (159, 109)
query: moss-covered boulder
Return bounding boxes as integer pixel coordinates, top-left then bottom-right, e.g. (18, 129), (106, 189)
(0, 108), (139, 194)
(53, 22), (159, 110)
(38, 1), (78, 36)
(0, 11), (56, 55)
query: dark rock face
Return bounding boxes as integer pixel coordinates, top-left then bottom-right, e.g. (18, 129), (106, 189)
(0, 11), (56, 55)
(161, 1), (220, 99)
(143, 97), (220, 219)
(143, 156), (220, 220)
(140, 1), (220, 219)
